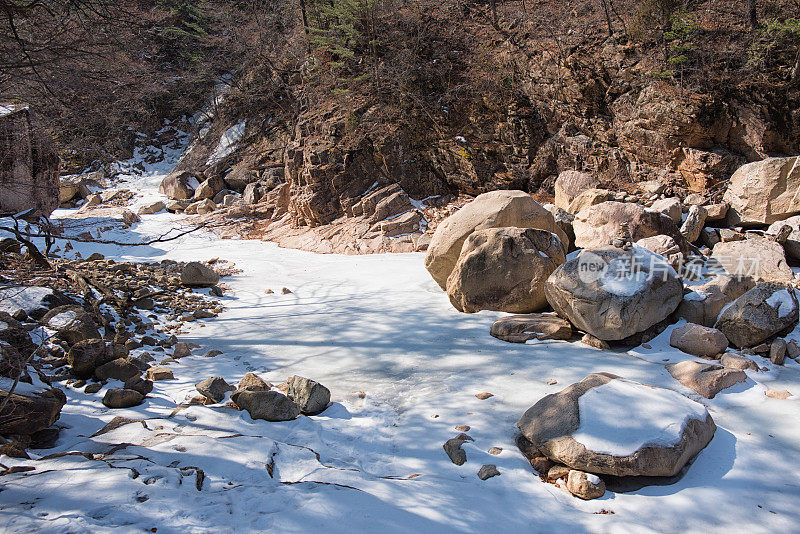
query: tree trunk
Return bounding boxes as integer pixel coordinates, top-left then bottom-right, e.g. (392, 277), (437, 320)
(299, 0), (310, 34)
(599, 0), (613, 37)
(747, 0), (757, 29)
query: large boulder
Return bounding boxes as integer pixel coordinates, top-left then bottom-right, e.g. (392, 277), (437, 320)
(159, 170), (200, 200)
(41, 305), (100, 344)
(710, 238), (793, 282)
(714, 282), (799, 348)
(554, 171), (600, 210)
(446, 227), (565, 313)
(635, 234), (683, 271)
(67, 339), (111, 379)
(490, 314), (573, 343)
(0, 286), (74, 321)
(566, 189), (613, 215)
(544, 246), (683, 341)
(517, 373), (716, 477)
(0, 106), (60, 217)
(0, 385), (66, 435)
(676, 274), (755, 327)
(0, 312), (36, 357)
(649, 198), (682, 223)
(180, 262), (219, 288)
(724, 156), (800, 225)
(424, 190), (567, 289)
(572, 202), (689, 254)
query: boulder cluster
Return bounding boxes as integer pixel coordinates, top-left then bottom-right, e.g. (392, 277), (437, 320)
(426, 157), (800, 500)
(0, 250), (229, 452)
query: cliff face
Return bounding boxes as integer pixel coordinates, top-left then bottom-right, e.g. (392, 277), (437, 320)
(0, 106), (60, 218)
(166, 3), (800, 245)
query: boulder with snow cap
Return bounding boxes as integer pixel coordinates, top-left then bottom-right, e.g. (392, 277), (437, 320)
(41, 305), (100, 344)
(544, 246), (683, 341)
(676, 275), (755, 327)
(159, 170), (200, 200)
(714, 282), (799, 348)
(446, 227), (565, 313)
(517, 373), (716, 477)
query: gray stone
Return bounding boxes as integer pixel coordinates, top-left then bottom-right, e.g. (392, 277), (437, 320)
(180, 262), (219, 288)
(446, 227), (565, 314)
(231, 390), (301, 421)
(676, 275), (755, 327)
(478, 464), (500, 480)
(669, 323), (729, 358)
(195, 376), (235, 403)
(286, 375), (330, 415)
(102, 388), (144, 408)
(715, 283), (799, 348)
(770, 339), (787, 365)
(490, 314), (573, 343)
(544, 246), (683, 341)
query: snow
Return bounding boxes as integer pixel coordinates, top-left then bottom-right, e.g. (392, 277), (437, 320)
(598, 246), (674, 297)
(0, 321), (7, 330)
(571, 379), (709, 457)
(586, 473), (601, 485)
(206, 120), (246, 166)
(766, 289), (796, 318)
(0, 286), (53, 315)
(46, 310), (76, 329)
(1, 143), (799, 533)
(684, 290), (709, 302)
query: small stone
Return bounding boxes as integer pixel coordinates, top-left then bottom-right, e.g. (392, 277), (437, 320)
(477, 464), (500, 480)
(203, 350), (223, 358)
(286, 376), (330, 415)
(102, 388), (144, 408)
(443, 438), (467, 465)
(124, 377), (153, 396)
(581, 333), (611, 350)
(488, 447), (502, 455)
(547, 465), (571, 480)
(209, 286), (223, 297)
(84, 383), (102, 394)
(173, 342), (191, 359)
(281, 287), (293, 295)
(264, 289), (274, 295)
(476, 392), (493, 400)
(546, 379), (557, 386)
(770, 339), (787, 365)
(145, 367), (174, 381)
(195, 377), (235, 403)
(530, 456), (554, 474)
(455, 425), (471, 432)
(0, 442), (30, 459)
(720, 353), (759, 372)
(566, 470), (606, 500)
(765, 389), (792, 399)
(237, 372), (272, 392)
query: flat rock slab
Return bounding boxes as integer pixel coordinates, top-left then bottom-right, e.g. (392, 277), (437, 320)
(490, 314), (573, 343)
(666, 360), (747, 399)
(517, 373), (715, 477)
(669, 323), (729, 358)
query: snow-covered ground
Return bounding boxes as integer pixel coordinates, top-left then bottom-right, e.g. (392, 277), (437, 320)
(1, 147), (800, 533)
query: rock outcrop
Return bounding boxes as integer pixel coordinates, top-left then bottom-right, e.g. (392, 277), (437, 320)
(724, 156), (800, 225)
(0, 105), (60, 217)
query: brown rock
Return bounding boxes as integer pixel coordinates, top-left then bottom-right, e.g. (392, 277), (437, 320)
(666, 360), (746, 398)
(669, 323), (729, 358)
(720, 353), (759, 371)
(145, 367), (174, 381)
(237, 372), (272, 392)
(714, 283), (799, 348)
(676, 275), (755, 327)
(446, 227), (565, 313)
(554, 171), (600, 210)
(711, 238), (793, 282)
(724, 156), (800, 225)
(566, 470), (606, 500)
(424, 190), (567, 289)
(231, 390), (301, 421)
(0, 387), (66, 435)
(477, 464), (500, 480)
(102, 388), (144, 408)
(490, 314), (573, 343)
(770, 338), (787, 365)
(765, 389), (792, 399)
(476, 392), (494, 400)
